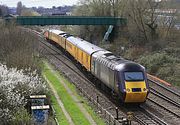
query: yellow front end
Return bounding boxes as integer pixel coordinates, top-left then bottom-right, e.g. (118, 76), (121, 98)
(124, 81), (148, 103)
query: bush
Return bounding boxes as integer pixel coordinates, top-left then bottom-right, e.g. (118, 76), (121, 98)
(0, 22), (40, 72)
(137, 52), (179, 73)
(0, 63), (48, 124)
(137, 51), (180, 86)
(12, 108), (31, 125)
(157, 63), (180, 86)
(123, 46), (147, 60)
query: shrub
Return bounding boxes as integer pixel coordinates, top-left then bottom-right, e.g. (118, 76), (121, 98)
(137, 52), (179, 73)
(123, 46), (146, 60)
(11, 108), (31, 125)
(0, 22), (40, 72)
(137, 51), (180, 86)
(0, 63), (48, 124)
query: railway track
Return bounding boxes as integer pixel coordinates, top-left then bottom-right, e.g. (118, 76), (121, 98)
(133, 107), (168, 125)
(143, 79), (180, 125)
(30, 28), (180, 125)
(148, 79), (180, 104)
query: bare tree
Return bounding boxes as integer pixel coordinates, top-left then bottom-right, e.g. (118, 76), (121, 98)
(0, 8), (2, 17)
(0, 5), (9, 16)
(0, 22), (40, 71)
(16, 1), (22, 15)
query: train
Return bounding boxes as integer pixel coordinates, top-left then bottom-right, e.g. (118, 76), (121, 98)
(43, 29), (149, 103)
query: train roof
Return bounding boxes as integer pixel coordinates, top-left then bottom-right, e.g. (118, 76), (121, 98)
(49, 29), (66, 35)
(115, 62), (145, 71)
(67, 36), (104, 55)
(92, 50), (142, 70)
(66, 36), (80, 45)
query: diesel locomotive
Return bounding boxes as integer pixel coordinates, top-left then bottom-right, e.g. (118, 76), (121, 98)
(44, 29), (149, 103)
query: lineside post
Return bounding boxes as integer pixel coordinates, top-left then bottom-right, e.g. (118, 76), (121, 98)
(127, 112), (133, 125)
(115, 107), (118, 120)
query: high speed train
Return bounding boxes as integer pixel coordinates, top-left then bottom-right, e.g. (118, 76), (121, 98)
(44, 29), (149, 103)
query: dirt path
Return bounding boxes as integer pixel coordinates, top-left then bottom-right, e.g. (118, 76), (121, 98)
(44, 75), (75, 125)
(46, 63), (97, 125)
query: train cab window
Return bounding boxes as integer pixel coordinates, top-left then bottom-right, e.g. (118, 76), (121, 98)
(124, 72), (144, 81)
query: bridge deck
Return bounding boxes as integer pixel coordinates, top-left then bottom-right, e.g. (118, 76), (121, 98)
(16, 16), (127, 26)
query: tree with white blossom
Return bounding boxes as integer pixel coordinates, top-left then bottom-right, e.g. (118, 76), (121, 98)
(0, 63), (48, 124)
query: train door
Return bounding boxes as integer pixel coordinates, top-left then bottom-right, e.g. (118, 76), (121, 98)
(75, 46), (78, 60)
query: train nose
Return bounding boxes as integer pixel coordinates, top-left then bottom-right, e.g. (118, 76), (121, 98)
(124, 91), (148, 102)
(124, 81), (148, 102)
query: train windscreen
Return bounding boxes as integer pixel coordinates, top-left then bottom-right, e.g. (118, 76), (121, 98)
(124, 72), (144, 81)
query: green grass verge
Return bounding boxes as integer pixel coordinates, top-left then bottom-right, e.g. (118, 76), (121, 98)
(59, 72), (106, 125)
(50, 93), (69, 125)
(43, 62), (92, 125)
(43, 61), (106, 125)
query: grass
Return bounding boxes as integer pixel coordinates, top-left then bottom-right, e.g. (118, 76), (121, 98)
(42, 61), (106, 125)
(50, 93), (69, 125)
(43, 61), (95, 125)
(59, 72), (106, 125)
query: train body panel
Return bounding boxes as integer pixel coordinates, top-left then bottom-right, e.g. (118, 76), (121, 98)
(66, 37), (91, 71)
(77, 48), (91, 70)
(49, 32), (59, 44)
(91, 51), (116, 90)
(49, 30), (66, 48)
(66, 39), (76, 58)
(60, 36), (66, 49)
(66, 36), (103, 71)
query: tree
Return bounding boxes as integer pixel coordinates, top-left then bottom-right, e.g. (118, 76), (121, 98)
(123, 0), (176, 46)
(16, 1), (22, 15)
(73, 0), (177, 49)
(0, 8), (2, 17)
(0, 63), (48, 124)
(21, 8), (41, 16)
(72, 0), (124, 43)
(125, 0), (156, 43)
(0, 5), (9, 16)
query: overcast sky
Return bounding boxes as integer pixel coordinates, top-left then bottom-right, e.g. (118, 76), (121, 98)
(0, 0), (79, 8)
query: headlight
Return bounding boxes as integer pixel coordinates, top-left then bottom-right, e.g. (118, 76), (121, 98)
(143, 88), (147, 91)
(126, 88), (130, 92)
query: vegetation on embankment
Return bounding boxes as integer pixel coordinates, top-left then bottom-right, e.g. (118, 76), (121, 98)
(49, 92), (69, 125)
(42, 61), (106, 125)
(0, 22), (48, 124)
(0, 22), (40, 72)
(0, 63), (48, 124)
(62, 0), (180, 87)
(137, 48), (180, 86)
